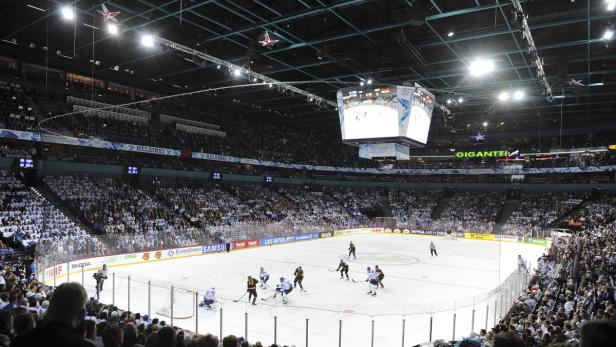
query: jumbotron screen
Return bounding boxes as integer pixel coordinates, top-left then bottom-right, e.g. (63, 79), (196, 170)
(336, 85), (435, 146)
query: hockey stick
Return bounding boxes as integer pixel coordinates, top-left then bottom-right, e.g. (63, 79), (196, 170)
(233, 292), (248, 303)
(261, 294), (275, 301)
(327, 268), (337, 272)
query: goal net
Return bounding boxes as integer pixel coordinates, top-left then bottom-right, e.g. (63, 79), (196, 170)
(443, 231), (458, 240)
(155, 287), (197, 319)
(372, 217), (397, 229)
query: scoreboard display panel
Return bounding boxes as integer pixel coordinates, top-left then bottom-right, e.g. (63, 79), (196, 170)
(337, 84), (434, 147)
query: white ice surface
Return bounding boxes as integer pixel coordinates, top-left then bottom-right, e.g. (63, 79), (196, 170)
(79, 234), (545, 346)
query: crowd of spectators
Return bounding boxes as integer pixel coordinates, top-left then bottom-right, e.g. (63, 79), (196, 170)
(446, 197), (616, 346)
(563, 199), (616, 231)
(431, 191), (505, 233)
(389, 189), (442, 229)
(3, 70), (616, 172)
(154, 181), (369, 241)
(1, 166), (616, 346)
(0, 278), (296, 347)
(0, 80), (37, 132)
(501, 193), (587, 236)
(0, 171), (101, 255)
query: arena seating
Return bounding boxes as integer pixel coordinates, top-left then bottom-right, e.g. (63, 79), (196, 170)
(389, 189), (442, 229)
(43, 175), (203, 253)
(431, 191), (505, 233)
(462, 203), (616, 347)
(0, 80), (37, 132)
(501, 192), (587, 235)
(0, 170), (105, 257)
(3, 72), (615, 170)
(0, 168), (614, 346)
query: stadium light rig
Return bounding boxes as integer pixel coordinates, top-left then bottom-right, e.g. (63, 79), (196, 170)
(140, 34), (155, 48)
(607, 0), (616, 11)
(107, 23), (118, 35)
(498, 91), (510, 102)
(513, 90), (525, 101)
(152, 36), (336, 108)
(511, 0), (553, 101)
(469, 58), (494, 77)
(61, 6), (74, 21)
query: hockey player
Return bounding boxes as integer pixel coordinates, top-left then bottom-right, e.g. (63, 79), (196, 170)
(274, 277), (293, 304)
(375, 265), (385, 288)
(293, 266), (305, 292)
(202, 287), (215, 309)
(430, 241), (438, 257)
(259, 267), (270, 289)
(518, 255), (526, 273)
(365, 267), (379, 296)
(336, 259), (349, 280)
(348, 242), (356, 259)
(247, 275), (259, 305)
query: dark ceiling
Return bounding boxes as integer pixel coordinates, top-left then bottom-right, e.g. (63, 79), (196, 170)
(0, 0), (615, 139)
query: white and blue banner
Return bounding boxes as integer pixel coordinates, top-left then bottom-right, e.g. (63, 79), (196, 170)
(2, 128), (616, 175)
(0, 129), (41, 141)
(259, 233), (319, 246)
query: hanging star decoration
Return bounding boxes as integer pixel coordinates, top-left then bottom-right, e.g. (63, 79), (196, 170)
(472, 132), (486, 141)
(259, 31), (279, 47)
(565, 78), (585, 87)
(97, 4), (120, 22)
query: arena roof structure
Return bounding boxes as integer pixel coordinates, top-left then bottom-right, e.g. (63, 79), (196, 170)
(0, 0), (615, 139)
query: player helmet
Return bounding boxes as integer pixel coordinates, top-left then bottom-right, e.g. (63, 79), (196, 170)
(280, 277), (284, 282)
(367, 267), (371, 271)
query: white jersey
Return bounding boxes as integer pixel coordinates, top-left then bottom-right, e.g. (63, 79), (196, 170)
(367, 270), (379, 282)
(205, 289), (215, 301)
(280, 279), (293, 291)
(260, 270), (270, 279)
(518, 257), (525, 266)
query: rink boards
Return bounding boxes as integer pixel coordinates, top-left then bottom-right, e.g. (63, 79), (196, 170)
(38, 227), (548, 285)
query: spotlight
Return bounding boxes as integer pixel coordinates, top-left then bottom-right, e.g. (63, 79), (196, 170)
(448, 31), (454, 37)
(498, 92), (510, 101)
(446, 99), (452, 104)
(141, 34), (155, 48)
(367, 79), (372, 85)
(603, 29), (614, 41)
(360, 81), (364, 86)
(107, 23), (118, 35)
(61, 6), (74, 21)
(458, 97), (464, 103)
(513, 90), (525, 100)
(268, 83), (273, 88)
(607, 0), (616, 11)
(253, 77), (258, 82)
(233, 69), (241, 77)
(483, 121), (488, 127)
(469, 57), (495, 77)
(216, 65), (221, 69)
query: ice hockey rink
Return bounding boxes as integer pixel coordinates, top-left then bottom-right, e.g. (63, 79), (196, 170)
(79, 233), (545, 347)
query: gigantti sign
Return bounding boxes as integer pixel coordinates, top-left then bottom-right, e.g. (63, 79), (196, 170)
(455, 150), (519, 158)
